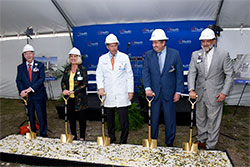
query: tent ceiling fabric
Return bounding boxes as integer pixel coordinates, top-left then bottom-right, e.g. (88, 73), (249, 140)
(1, 0), (249, 37)
(58, 0), (220, 26)
(0, 0), (68, 36)
(217, 0), (250, 28)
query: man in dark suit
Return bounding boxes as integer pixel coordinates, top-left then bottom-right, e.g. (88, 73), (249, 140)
(142, 29), (184, 147)
(16, 44), (48, 137)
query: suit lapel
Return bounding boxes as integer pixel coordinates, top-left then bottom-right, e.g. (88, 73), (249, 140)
(196, 50), (206, 76)
(152, 51), (161, 74)
(22, 63), (31, 82)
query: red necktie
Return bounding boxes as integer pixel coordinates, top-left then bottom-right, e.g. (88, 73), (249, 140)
(111, 56), (114, 70)
(28, 64), (32, 82)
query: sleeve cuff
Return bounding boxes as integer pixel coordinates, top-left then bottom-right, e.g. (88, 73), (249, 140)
(30, 87), (35, 92)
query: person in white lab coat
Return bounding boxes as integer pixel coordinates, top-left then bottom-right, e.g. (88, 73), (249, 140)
(96, 33), (134, 144)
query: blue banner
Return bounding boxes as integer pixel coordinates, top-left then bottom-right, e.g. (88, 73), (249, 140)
(73, 20), (215, 93)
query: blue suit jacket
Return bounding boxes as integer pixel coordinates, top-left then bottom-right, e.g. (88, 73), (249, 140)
(142, 48), (184, 101)
(16, 60), (47, 100)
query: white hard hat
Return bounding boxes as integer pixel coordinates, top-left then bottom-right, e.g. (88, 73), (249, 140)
(68, 47), (81, 56)
(105, 34), (119, 44)
(150, 29), (169, 41)
(199, 28), (215, 40)
(23, 44), (34, 53)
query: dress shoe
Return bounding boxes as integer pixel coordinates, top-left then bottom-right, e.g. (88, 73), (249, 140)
(166, 143), (174, 147)
(40, 134), (48, 137)
(195, 141), (206, 149)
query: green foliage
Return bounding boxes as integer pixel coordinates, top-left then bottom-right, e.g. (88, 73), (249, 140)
(223, 102), (232, 115)
(115, 103), (144, 131)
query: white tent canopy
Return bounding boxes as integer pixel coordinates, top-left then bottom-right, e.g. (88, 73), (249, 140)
(0, 0), (249, 106)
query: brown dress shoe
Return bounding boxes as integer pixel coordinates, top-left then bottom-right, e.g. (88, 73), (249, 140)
(195, 141), (206, 149)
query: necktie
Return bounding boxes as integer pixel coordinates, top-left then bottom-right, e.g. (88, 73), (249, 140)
(111, 56), (114, 70)
(28, 64), (32, 82)
(158, 52), (162, 73)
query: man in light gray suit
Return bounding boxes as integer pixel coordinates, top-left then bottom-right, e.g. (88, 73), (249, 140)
(188, 28), (233, 149)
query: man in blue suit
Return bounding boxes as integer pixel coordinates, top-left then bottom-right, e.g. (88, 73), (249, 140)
(16, 44), (48, 137)
(142, 29), (184, 147)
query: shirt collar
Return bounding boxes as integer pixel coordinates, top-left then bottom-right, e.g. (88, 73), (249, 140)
(26, 60), (34, 66)
(206, 47), (214, 57)
(158, 46), (167, 56)
(108, 51), (118, 59)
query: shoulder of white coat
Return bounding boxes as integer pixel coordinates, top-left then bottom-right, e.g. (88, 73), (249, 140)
(99, 53), (109, 61)
(118, 51), (129, 60)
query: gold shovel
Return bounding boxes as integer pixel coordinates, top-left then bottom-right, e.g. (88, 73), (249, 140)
(97, 94), (110, 146)
(182, 96), (198, 152)
(142, 96), (157, 148)
(60, 95), (74, 143)
(21, 95), (36, 140)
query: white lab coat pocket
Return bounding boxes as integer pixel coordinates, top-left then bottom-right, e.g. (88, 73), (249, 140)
(118, 62), (126, 70)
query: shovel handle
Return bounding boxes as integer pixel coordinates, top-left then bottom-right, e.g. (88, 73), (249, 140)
(62, 95), (70, 105)
(21, 94), (28, 106)
(98, 93), (106, 106)
(188, 95), (198, 110)
(145, 96), (154, 107)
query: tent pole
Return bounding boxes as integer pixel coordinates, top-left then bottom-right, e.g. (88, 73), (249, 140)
(216, 0), (224, 25)
(51, 0), (74, 46)
(51, 0), (74, 28)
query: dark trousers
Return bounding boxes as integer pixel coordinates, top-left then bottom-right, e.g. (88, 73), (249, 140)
(151, 93), (176, 145)
(105, 107), (129, 144)
(68, 98), (87, 139)
(27, 98), (47, 137)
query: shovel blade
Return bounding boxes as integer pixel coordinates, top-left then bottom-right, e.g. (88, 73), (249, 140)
(182, 142), (199, 152)
(191, 143), (198, 152)
(97, 136), (110, 146)
(182, 142), (191, 151)
(26, 132), (36, 140)
(60, 134), (73, 143)
(142, 139), (157, 148)
(26, 133), (32, 140)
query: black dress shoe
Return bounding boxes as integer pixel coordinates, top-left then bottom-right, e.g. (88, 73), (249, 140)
(166, 143), (174, 147)
(40, 134), (48, 137)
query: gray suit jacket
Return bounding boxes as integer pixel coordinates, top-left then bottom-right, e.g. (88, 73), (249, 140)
(188, 48), (233, 106)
